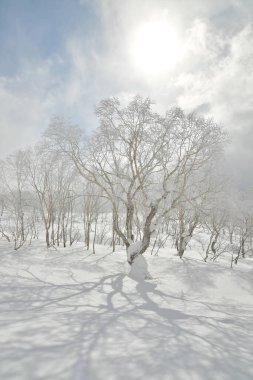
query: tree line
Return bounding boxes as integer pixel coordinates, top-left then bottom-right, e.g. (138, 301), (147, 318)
(1, 96), (252, 276)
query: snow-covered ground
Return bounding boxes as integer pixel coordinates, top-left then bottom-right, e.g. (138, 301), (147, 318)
(0, 240), (253, 380)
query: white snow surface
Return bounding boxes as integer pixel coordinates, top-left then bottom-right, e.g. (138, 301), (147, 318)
(0, 240), (253, 380)
(127, 242), (151, 280)
(126, 241), (143, 262)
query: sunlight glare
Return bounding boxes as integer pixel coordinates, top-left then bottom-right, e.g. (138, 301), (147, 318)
(130, 20), (181, 76)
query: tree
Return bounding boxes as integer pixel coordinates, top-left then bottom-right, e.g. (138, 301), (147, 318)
(174, 164), (221, 258)
(45, 96), (226, 279)
(0, 151), (31, 250)
(26, 144), (78, 248)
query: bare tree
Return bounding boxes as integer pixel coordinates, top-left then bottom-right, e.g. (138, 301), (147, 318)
(26, 144), (78, 248)
(0, 151), (31, 250)
(45, 96), (226, 278)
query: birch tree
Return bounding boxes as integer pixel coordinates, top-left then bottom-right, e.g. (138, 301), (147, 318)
(45, 96), (226, 278)
(0, 151), (30, 249)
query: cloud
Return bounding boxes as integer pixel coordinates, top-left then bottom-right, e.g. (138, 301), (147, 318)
(173, 22), (253, 188)
(0, 0), (253, 188)
(0, 59), (57, 157)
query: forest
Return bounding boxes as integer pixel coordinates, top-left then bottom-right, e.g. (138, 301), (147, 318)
(1, 96), (252, 278)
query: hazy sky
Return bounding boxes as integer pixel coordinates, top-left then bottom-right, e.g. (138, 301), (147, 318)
(0, 0), (253, 188)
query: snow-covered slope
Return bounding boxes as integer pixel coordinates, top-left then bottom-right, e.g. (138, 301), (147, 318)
(0, 241), (252, 380)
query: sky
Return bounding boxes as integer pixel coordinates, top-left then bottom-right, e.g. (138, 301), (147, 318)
(0, 0), (253, 188)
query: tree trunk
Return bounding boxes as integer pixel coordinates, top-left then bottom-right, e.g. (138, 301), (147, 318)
(127, 204), (158, 280)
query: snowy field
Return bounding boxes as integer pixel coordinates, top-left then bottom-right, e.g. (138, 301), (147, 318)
(0, 241), (253, 380)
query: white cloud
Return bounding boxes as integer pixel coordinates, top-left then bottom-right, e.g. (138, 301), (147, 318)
(173, 22), (253, 187)
(1, 0), (253, 187)
(0, 61), (55, 157)
(175, 22), (253, 123)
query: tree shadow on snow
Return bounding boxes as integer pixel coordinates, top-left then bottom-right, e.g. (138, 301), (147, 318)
(0, 266), (253, 380)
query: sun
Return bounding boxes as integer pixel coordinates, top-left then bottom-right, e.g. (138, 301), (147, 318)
(129, 19), (181, 76)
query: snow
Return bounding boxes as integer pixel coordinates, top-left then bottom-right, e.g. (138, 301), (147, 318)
(128, 254), (151, 281)
(0, 240), (253, 380)
(126, 241), (143, 263)
(127, 241), (152, 280)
